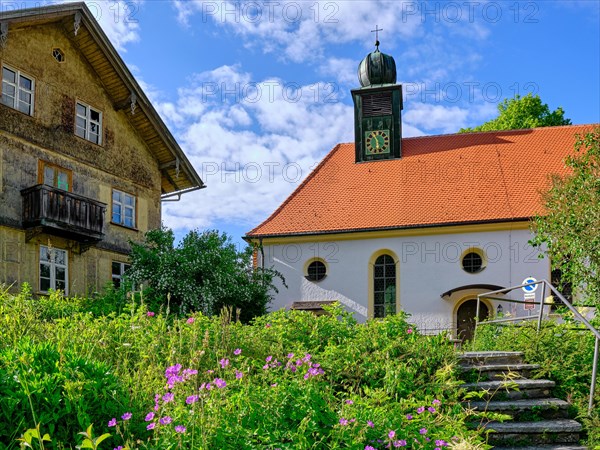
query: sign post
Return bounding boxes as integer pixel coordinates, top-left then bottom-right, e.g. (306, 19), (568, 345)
(522, 277), (538, 314)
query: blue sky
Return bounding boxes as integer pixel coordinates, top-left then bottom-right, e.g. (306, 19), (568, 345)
(6, 1), (600, 249)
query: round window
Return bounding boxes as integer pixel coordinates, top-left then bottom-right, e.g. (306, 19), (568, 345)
(462, 252), (483, 273)
(306, 260), (327, 281)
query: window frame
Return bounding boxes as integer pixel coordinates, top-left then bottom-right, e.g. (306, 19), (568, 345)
(111, 188), (137, 229)
(38, 160), (73, 192)
(1, 64), (35, 116)
(112, 261), (131, 288)
(305, 258), (327, 282)
(461, 249), (486, 274)
(373, 254), (397, 318)
(39, 245), (68, 294)
(75, 100), (103, 145)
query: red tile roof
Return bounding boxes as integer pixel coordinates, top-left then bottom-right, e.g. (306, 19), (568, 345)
(247, 125), (598, 238)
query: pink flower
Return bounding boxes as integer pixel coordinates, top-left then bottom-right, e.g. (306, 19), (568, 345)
(107, 418), (117, 427)
(407, 328), (413, 334)
(406, 414), (413, 420)
(219, 358), (229, 368)
(432, 399), (441, 405)
(147, 311), (155, 317)
(159, 416), (172, 425)
(145, 412), (155, 421)
(428, 406), (436, 413)
(235, 370), (243, 379)
(367, 420), (374, 428)
(345, 399), (354, 405)
(175, 425), (186, 433)
(187, 317), (195, 324)
(388, 430), (396, 439)
(265, 323), (271, 328)
(234, 348), (242, 356)
(419, 428), (428, 435)
(214, 378), (227, 388)
(339, 418), (349, 426)
(147, 423), (155, 430)
(417, 406), (425, 414)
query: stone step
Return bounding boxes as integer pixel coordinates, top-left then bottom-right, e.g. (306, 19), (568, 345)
(466, 398), (570, 420)
(460, 363), (541, 381)
(493, 446), (587, 450)
(483, 419), (582, 446)
(459, 351), (525, 366)
(462, 379), (555, 400)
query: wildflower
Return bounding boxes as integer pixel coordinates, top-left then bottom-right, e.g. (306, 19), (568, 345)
(235, 370), (243, 379)
(147, 311), (155, 317)
(182, 368), (198, 379)
(345, 399), (353, 405)
(147, 423), (156, 430)
(339, 418), (349, 426)
(107, 418), (117, 427)
(265, 323), (271, 328)
(266, 355), (273, 362)
(396, 440), (407, 447)
(271, 383), (278, 387)
(145, 412), (155, 421)
(114, 447), (123, 450)
(388, 430), (396, 439)
(302, 353), (312, 363)
(205, 383), (212, 390)
(407, 328), (413, 334)
(263, 364), (269, 370)
(187, 317), (195, 324)
(367, 420), (374, 428)
(406, 414), (413, 420)
(428, 406), (436, 413)
(175, 425), (186, 433)
(214, 378), (227, 388)
(162, 392), (174, 403)
(416, 406), (425, 414)
(219, 358), (229, 368)
(234, 348), (242, 356)
(186, 395), (198, 404)
(435, 440), (447, 446)
(432, 399), (441, 405)
(287, 353), (294, 358)
(365, 447), (376, 450)
(206, 369), (214, 374)
(159, 416), (172, 425)
(419, 428), (427, 435)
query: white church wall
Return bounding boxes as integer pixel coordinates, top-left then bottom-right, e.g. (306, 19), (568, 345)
(260, 224), (551, 333)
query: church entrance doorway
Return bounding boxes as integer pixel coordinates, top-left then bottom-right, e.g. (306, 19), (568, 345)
(456, 299), (489, 342)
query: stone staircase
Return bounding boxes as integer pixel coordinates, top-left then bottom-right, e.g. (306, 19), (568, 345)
(459, 351), (585, 449)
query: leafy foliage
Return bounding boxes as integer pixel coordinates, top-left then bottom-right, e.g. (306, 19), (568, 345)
(127, 227), (283, 321)
(459, 94), (571, 132)
(531, 128), (600, 305)
(0, 287), (482, 449)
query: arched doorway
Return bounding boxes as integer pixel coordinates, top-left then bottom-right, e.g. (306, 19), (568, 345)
(456, 299), (489, 342)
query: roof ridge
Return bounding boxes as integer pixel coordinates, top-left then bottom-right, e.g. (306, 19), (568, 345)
(333, 123), (599, 146)
(246, 143), (345, 237)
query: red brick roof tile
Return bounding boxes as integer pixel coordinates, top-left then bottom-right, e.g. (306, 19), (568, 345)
(247, 125), (598, 238)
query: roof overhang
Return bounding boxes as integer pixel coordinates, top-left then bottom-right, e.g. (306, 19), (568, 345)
(441, 284), (506, 299)
(0, 2), (204, 197)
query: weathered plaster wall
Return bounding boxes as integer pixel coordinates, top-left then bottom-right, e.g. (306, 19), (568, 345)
(0, 22), (162, 294)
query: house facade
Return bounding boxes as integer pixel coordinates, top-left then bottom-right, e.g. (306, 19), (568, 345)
(246, 45), (596, 338)
(0, 3), (203, 295)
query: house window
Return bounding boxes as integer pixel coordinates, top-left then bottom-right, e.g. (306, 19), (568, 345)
(306, 260), (327, 281)
(112, 189), (136, 228)
(39, 161), (72, 191)
(374, 254), (396, 318)
(75, 101), (102, 144)
(462, 251), (485, 274)
(40, 246), (68, 294)
(1, 65), (35, 115)
(52, 48), (65, 63)
(112, 261), (131, 288)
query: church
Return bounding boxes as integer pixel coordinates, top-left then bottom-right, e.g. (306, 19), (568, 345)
(245, 43), (596, 339)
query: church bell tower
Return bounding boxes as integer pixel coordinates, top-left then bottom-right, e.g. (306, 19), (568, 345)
(352, 31), (403, 163)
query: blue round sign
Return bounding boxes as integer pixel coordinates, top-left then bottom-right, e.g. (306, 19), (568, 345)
(522, 277), (538, 292)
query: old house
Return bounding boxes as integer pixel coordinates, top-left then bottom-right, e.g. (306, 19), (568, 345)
(245, 44), (597, 339)
(0, 3), (203, 295)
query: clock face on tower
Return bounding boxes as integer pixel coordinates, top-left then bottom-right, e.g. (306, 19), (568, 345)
(365, 129), (391, 155)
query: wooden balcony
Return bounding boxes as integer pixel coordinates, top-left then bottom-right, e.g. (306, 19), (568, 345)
(21, 184), (106, 244)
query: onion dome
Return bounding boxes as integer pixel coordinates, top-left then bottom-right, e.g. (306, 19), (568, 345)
(357, 45), (397, 87)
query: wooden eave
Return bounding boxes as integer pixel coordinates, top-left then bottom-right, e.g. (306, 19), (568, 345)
(0, 3), (204, 197)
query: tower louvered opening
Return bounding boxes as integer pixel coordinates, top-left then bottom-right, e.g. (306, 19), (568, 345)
(362, 92), (392, 117)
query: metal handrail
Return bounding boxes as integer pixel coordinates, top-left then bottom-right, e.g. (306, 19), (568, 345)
(475, 279), (599, 415)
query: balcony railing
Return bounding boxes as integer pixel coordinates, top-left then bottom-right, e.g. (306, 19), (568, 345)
(21, 184), (106, 243)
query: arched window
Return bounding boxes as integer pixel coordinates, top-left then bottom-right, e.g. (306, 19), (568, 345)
(373, 254), (396, 318)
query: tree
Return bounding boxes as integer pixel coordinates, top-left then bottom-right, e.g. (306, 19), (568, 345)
(460, 94), (571, 132)
(127, 227), (284, 322)
(531, 128), (600, 305)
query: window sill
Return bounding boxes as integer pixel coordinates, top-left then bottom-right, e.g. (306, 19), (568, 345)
(74, 133), (104, 148)
(111, 221), (139, 232)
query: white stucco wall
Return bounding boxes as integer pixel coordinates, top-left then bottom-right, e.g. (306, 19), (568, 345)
(259, 224), (551, 334)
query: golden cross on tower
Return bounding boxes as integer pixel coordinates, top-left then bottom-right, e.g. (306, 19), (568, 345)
(371, 25), (383, 49)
